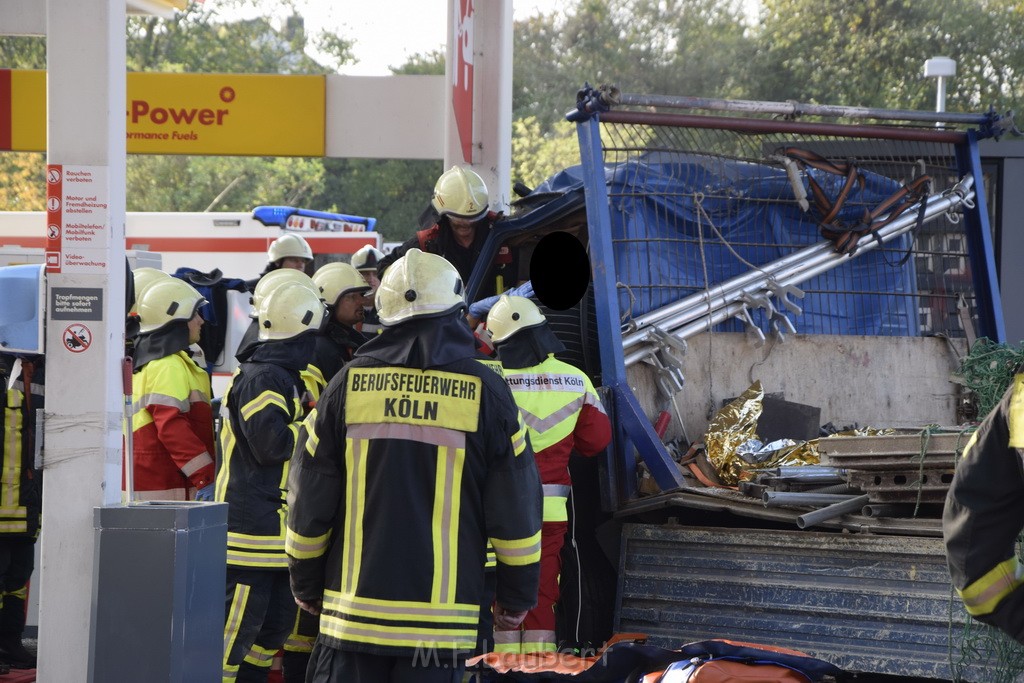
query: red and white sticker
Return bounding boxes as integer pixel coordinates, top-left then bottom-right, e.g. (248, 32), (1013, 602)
(62, 324), (92, 353)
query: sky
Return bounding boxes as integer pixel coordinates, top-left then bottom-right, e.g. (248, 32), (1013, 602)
(226, 0), (762, 76)
(264, 1), (567, 76)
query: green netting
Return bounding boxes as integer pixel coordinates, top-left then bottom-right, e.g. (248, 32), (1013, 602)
(952, 337), (1024, 417)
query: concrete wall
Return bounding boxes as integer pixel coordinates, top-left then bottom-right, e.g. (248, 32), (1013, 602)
(627, 332), (968, 443)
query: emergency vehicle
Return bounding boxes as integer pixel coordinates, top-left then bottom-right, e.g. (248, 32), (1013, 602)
(0, 205), (382, 395)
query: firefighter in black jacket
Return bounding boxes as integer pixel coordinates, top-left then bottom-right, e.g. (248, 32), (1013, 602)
(286, 248), (543, 682)
(217, 281), (327, 682)
(0, 354), (43, 670)
(378, 166), (510, 299)
(310, 261), (372, 385)
(943, 371), (1024, 645)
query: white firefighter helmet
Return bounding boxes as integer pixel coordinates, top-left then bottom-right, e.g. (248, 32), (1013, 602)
(267, 233), (313, 264)
(430, 166), (489, 219)
(375, 248), (465, 326)
(251, 269), (320, 313)
(351, 244), (386, 272)
(136, 278), (207, 335)
(313, 262), (371, 306)
(131, 267), (172, 315)
(256, 281), (327, 342)
(486, 295), (546, 344)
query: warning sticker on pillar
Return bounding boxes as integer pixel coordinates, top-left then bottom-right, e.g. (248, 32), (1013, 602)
(62, 324), (92, 354)
(44, 164), (111, 274)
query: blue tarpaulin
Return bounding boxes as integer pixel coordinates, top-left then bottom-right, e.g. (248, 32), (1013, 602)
(535, 155), (919, 336)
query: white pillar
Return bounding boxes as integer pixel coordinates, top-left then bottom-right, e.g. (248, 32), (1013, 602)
(40, 1), (126, 681)
(445, 0), (513, 212)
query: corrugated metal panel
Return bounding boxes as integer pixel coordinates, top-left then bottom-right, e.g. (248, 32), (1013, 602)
(616, 524), (1001, 681)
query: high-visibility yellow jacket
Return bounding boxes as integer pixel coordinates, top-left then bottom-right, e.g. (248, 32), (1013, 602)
(502, 354), (611, 523)
(217, 338), (310, 570)
(1, 356), (44, 538)
(286, 314), (543, 657)
(943, 373), (1024, 644)
(131, 351), (215, 500)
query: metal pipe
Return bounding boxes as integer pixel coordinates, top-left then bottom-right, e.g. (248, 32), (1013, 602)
(615, 93), (990, 127)
(861, 503), (914, 518)
(763, 491), (862, 508)
(802, 483), (858, 495)
(624, 180), (972, 353)
(624, 181), (974, 365)
(796, 494), (871, 529)
(599, 111), (969, 144)
(771, 466), (846, 481)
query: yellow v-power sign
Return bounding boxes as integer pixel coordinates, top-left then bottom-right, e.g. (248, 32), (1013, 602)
(1, 70), (325, 156)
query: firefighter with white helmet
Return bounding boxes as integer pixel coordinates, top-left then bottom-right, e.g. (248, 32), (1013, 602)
(310, 262), (372, 385)
(130, 277), (216, 503)
(217, 280), (326, 682)
(263, 233), (314, 278)
(130, 267), (172, 314)
(238, 269), (321, 362)
(286, 249), (543, 682)
(486, 295), (612, 655)
(351, 245), (385, 336)
(351, 244), (385, 279)
(378, 166), (511, 299)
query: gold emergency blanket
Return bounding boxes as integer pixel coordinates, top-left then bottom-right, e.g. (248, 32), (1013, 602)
(704, 381), (821, 485)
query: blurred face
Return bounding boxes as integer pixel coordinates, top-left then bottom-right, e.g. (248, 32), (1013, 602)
(279, 257), (308, 272)
(359, 269), (380, 294)
(358, 270), (378, 290)
(448, 215), (479, 248)
(334, 291), (366, 327)
(187, 311), (204, 344)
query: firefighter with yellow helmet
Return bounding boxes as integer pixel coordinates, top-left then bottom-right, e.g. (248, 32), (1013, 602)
(217, 279), (327, 682)
(130, 277), (216, 501)
(378, 166), (510, 298)
(485, 295), (612, 655)
(286, 249), (543, 682)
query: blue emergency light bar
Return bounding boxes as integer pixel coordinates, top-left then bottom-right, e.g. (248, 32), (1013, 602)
(252, 206), (378, 233)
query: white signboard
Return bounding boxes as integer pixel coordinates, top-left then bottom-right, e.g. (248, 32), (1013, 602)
(44, 164), (110, 274)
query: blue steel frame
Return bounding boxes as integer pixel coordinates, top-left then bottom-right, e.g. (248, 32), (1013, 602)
(570, 100), (1005, 505)
(574, 112), (686, 503)
(957, 130), (1005, 341)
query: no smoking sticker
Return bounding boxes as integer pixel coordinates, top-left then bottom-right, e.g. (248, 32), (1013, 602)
(63, 324), (92, 353)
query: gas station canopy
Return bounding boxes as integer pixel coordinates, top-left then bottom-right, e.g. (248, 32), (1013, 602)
(0, 0), (187, 35)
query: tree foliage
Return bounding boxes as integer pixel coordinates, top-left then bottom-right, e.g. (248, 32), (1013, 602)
(747, 0), (1024, 112)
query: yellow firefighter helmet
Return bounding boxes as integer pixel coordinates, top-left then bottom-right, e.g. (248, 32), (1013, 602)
(430, 166), (489, 219)
(256, 281), (327, 342)
(136, 278), (207, 335)
(313, 262), (371, 306)
(375, 248), (465, 325)
(251, 269), (320, 312)
(267, 233), (313, 264)
(486, 295), (546, 344)
(130, 267), (171, 315)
